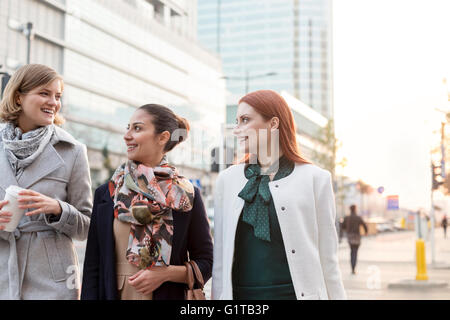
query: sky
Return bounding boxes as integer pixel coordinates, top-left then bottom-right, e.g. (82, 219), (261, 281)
(332, 0), (450, 210)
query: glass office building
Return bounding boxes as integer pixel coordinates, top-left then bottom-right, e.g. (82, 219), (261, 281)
(197, 0), (333, 119)
(0, 0), (226, 196)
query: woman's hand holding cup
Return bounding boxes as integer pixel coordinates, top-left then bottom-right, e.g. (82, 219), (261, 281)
(0, 188), (62, 232)
(17, 190), (62, 216)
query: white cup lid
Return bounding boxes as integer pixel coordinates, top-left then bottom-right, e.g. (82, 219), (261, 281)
(5, 185), (26, 197)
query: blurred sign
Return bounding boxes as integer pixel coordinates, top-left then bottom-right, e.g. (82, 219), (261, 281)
(387, 195), (399, 210)
(189, 179), (202, 189)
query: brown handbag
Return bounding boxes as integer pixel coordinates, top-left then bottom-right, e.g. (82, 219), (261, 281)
(184, 260), (206, 300)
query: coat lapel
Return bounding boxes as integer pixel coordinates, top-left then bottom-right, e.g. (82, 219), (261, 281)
(223, 167), (247, 297)
(0, 143), (19, 191)
(17, 143), (65, 189)
(99, 183), (115, 243)
(231, 196), (245, 224)
(233, 165), (247, 220)
(0, 126), (77, 191)
(97, 184), (116, 291)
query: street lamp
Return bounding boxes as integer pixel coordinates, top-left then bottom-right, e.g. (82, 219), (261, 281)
(0, 65), (11, 99)
(8, 19), (34, 64)
(222, 70), (278, 94)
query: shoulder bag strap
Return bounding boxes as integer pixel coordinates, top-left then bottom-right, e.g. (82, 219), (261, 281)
(188, 260), (205, 289)
(184, 261), (195, 290)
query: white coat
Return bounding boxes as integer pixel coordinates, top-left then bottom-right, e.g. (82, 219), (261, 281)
(212, 162), (347, 300)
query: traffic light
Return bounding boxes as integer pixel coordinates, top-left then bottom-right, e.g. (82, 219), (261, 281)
(1, 73), (11, 99)
(211, 146), (235, 172)
(432, 163), (444, 190)
(211, 147), (219, 173)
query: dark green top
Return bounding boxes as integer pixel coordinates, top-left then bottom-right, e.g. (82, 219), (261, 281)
(232, 156), (296, 300)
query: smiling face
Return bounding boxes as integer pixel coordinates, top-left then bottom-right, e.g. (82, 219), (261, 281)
(124, 109), (170, 167)
(233, 101), (281, 165)
(16, 79), (63, 133)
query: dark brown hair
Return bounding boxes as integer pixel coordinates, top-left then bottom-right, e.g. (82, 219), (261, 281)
(138, 104), (190, 152)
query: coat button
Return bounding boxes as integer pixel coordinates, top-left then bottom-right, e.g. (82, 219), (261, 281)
(281, 206), (286, 211)
(301, 292), (304, 297)
(275, 184), (279, 188)
(292, 249), (296, 254)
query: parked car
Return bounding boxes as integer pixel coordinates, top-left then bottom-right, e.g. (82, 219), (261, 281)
(393, 218), (406, 231)
(376, 222), (396, 233)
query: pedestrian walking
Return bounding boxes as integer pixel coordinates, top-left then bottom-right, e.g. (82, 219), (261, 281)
(81, 104), (213, 300)
(341, 205), (368, 275)
(442, 215), (448, 239)
(212, 90), (346, 300)
(0, 64), (92, 299)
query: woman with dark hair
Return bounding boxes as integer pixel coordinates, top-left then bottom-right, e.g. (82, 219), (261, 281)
(212, 90), (346, 300)
(81, 104), (213, 300)
(341, 205), (368, 274)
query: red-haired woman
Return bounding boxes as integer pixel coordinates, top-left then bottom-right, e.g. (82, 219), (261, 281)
(212, 90), (346, 300)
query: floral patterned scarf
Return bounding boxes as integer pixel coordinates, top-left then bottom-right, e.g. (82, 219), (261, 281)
(109, 157), (194, 269)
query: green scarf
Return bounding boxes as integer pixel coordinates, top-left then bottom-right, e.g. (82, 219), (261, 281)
(238, 156), (294, 242)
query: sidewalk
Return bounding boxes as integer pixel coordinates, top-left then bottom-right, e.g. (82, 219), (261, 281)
(338, 228), (450, 299)
(75, 228), (450, 300)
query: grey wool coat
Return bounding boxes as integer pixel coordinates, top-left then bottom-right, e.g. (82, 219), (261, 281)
(0, 126), (92, 300)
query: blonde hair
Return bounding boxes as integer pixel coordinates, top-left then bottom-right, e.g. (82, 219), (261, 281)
(0, 64), (65, 125)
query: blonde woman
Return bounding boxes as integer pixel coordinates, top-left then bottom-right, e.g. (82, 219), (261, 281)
(0, 64), (92, 299)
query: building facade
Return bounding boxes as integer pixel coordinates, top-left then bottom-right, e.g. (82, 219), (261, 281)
(0, 0), (226, 203)
(197, 0), (333, 119)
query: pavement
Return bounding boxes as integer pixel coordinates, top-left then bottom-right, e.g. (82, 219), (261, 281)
(337, 228), (450, 300)
(74, 227), (450, 300)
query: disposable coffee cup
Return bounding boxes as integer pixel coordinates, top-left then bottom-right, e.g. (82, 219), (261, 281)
(1, 185), (27, 232)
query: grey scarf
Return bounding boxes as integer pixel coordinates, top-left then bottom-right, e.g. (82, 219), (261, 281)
(1, 122), (55, 177)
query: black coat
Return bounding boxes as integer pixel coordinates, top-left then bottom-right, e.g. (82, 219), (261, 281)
(80, 183), (213, 300)
(341, 214), (368, 235)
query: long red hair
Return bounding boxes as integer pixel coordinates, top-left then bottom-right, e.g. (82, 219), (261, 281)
(238, 90), (311, 165)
